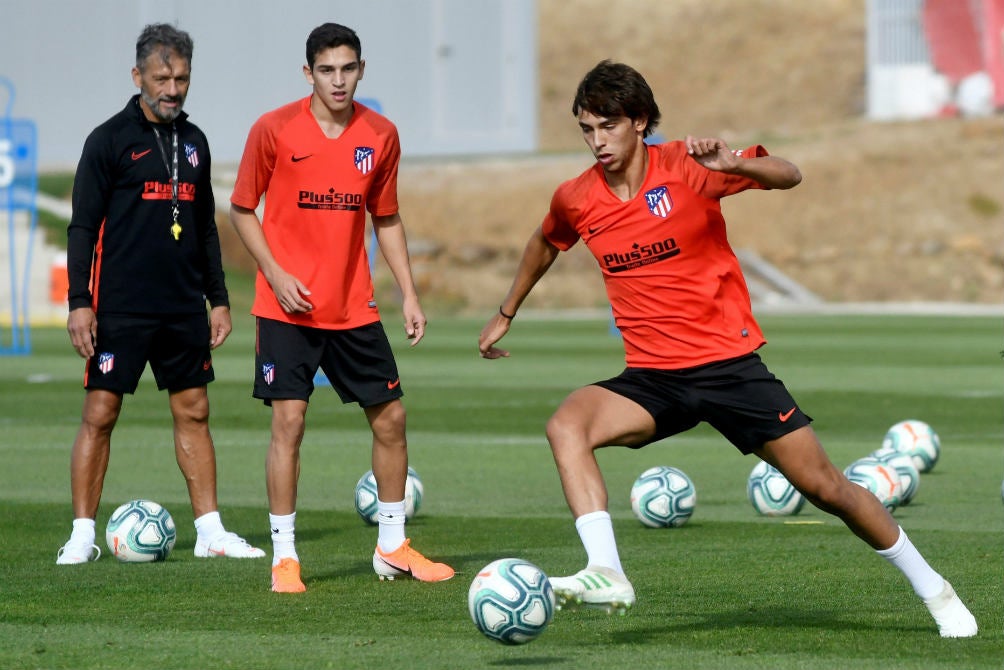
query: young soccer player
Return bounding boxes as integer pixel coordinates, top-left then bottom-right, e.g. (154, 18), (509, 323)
(478, 60), (977, 638)
(230, 22), (453, 593)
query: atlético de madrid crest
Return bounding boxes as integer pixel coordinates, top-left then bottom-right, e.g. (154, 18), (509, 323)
(354, 147), (374, 175)
(644, 186), (673, 218)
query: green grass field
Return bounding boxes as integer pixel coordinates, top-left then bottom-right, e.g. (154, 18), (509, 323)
(0, 313), (1001, 669)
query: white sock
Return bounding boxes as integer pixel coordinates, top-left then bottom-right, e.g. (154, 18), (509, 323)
(193, 510), (226, 543)
(575, 510), (624, 575)
(377, 500), (407, 553)
(69, 518), (96, 545)
(876, 526), (944, 600)
(269, 512), (298, 566)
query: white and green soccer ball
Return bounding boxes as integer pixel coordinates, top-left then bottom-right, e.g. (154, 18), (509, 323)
(844, 457), (903, 513)
(106, 499), (176, 562)
(747, 460), (805, 516)
(872, 446), (921, 505)
(881, 419), (940, 473)
(468, 558), (555, 645)
(353, 467), (423, 525)
(630, 465), (696, 528)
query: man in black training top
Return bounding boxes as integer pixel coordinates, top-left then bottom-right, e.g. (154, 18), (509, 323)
(57, 23), (262, 564)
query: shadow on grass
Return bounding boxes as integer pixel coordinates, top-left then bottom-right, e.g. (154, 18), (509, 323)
(606, 607), (928, 643)
(487, 658), (570, 666)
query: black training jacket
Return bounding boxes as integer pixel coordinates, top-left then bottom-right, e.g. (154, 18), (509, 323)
(67, 95), (228, 314)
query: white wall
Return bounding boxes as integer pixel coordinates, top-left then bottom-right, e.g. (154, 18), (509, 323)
(0, 0), (537, 168)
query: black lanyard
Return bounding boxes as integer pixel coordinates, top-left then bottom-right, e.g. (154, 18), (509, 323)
(151, 124), (182, 242)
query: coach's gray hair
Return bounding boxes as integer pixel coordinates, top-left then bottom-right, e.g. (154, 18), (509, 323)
(135, 23), (194, 71)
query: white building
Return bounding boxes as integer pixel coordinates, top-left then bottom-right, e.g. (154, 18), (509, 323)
(0, 0), (538, 167)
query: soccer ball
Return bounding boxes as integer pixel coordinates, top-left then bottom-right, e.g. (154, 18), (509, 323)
(468, 558), (555, 645)
(354, 467), (423, 525)
(105, 499), (176, 562)
(630, 466), (696, 528)
(747, 460), (805, 516)
(844, 457), (903, 513)
(872, 446), (920, 505)
(881, 419), (940, 473)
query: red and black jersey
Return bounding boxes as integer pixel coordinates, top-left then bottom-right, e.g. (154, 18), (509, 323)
(542, 141), (769, 370)
(67, 95), (227, 314)
(231, 97), (399, 330)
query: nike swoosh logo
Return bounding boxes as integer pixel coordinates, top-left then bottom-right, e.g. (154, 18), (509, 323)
(291, 154), (312, 162)
(131, 149), (152, 160)
(387, 379), (401, 389)
(779, 407), (797, 422)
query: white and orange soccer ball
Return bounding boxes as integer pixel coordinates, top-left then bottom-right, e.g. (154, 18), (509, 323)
(872, 446), (921, 505)
(881, 419), (940, 473)
(844, 457), (903, 513)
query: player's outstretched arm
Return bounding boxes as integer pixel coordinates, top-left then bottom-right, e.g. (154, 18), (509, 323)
(685, 135), (802, 189)
(479, 227), (559, 359)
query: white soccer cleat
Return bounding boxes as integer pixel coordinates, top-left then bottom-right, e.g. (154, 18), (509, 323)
(923, 580), (978, 638)
(56, 540), (101, 565)
(194, 531), (266, 558)
(549, 565), (635, 615)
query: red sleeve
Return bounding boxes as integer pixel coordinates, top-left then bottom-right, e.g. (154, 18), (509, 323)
(230, 115), (277, 210)
(540, 183), (580, 251)
(366, 122), (400, 217)
(678, 143), (768, 199)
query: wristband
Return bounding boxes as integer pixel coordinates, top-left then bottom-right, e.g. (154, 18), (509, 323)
(499, 306), (515, 320)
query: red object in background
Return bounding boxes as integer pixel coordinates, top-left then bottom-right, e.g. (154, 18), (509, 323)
(980, 0), (1004, 106)
(923, 0), (982, 81)
(924, 0), (1004, 107)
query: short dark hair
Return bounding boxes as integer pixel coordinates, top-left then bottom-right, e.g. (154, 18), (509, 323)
(572, 60), (661, 137)
(306, 23), (362, 69)
(135, 23), (193, 71)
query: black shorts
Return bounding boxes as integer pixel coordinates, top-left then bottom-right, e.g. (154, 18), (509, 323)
(593, 353), (812, 454)
(253, 317), (403, 407)
(84, 313), (214, 394)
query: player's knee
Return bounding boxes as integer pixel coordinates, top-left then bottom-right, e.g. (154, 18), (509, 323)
(271, 409), (306, 443)
(545, 412), (587, 452)
(80, 390), (122, 432)
(367, 399), (406, 437)
(81, 405), (120, 435)
(380, 400), (406, 427)
(801, 472), (855, 514)
(169, 388), (210, 424)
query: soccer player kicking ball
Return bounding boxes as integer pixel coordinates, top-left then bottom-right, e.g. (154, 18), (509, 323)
(230, 23), (453, 592)
(478, 60), (977, 638)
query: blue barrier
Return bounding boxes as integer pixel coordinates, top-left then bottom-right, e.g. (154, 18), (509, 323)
(0, 76), (38, 355)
